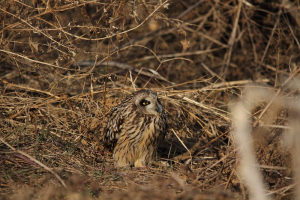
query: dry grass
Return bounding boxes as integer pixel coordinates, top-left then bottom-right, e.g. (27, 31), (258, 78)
(1, 0), (300, 199)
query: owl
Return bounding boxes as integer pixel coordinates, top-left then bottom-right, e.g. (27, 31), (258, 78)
(103, 89), (167, 167)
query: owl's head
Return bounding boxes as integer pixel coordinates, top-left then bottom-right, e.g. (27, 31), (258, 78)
(130, 90), (164, 115)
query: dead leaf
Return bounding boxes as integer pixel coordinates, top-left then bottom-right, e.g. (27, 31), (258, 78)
(180, 40), (190, 52)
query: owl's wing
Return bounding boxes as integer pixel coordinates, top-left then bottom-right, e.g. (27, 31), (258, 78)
(161, 112), (168, 142)
(102, 107), (124, 150)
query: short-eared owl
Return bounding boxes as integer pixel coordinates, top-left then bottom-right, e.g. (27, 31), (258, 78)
(103, 89), (167, 167)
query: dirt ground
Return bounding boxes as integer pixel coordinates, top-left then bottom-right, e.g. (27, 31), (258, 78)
(1, 0), (300, 199)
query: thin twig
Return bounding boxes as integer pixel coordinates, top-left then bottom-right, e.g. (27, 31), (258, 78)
(0, 49), (66, 70)
(222, 0), (243, 78)
(172, 129), (192, 160)
(104, 46), (110, 105)
(0, 137), (67, 188)
(0, 79), (57, 97)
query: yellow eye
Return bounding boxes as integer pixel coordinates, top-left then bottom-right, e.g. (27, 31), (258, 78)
(141, 100), (150, 106)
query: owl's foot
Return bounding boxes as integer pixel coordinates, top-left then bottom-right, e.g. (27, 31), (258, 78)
(134, 160), (146, 168)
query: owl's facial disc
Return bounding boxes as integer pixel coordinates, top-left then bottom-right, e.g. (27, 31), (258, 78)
(137, 95), (163, 115)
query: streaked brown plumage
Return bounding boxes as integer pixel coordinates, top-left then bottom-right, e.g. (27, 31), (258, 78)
(103, 89), (167, 167)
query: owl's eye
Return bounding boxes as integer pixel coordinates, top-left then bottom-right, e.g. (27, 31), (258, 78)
(140, 99), (150, 106)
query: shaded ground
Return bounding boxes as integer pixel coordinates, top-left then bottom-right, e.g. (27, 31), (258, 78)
(1, 0), (300, 199)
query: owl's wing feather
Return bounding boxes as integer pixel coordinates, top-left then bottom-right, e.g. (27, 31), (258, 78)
(161, 112), (168, 142)
(103, 106), (124, 150)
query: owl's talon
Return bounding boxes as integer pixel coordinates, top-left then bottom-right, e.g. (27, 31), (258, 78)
(134, 160), (146, 168)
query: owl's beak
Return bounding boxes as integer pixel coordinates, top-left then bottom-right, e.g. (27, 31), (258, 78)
(155, 103), (163, 113)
